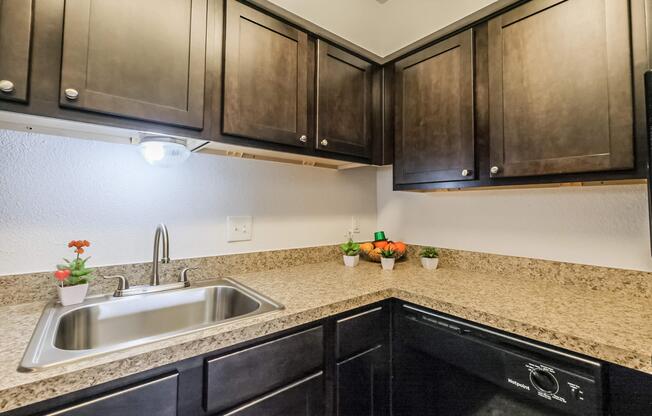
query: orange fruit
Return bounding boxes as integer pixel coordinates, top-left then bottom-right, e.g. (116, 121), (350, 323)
(393, 242), (406, 253)
(374, 240), (389, 249)
(360, 242), (374, 252)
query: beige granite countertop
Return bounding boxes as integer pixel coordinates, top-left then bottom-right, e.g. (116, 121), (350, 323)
(0, 259), (650, 412)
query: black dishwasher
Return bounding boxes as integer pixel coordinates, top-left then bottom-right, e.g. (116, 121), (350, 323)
(393, 303), (604, 416)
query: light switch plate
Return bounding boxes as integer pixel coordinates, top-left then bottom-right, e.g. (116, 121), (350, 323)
(227, 216), (252, 242)
(351, 216), (361, 234)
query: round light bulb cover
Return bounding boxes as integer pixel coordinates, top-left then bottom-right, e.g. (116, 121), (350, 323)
(139, 138), (190, 167)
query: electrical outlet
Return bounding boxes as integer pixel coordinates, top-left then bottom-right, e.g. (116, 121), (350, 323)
(227, 216), (252, 242)
(351, 216), (361, 234)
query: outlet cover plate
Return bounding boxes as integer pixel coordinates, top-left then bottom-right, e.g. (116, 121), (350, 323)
(227, 216), (252, 242)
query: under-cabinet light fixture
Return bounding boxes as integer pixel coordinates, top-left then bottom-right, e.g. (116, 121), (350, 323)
(139, 136), (191, 167)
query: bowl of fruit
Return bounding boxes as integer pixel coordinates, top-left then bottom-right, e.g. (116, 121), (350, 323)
(360, 236), (407, 263)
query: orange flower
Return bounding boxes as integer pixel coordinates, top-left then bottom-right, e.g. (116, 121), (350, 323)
(75, 247), (85, 255)
(68, 241), (75, 248)
(83, 240), (90, 247)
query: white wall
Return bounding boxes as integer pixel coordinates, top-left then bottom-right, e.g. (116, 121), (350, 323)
(376, 167), (652, 272)
(0, 130), (377, 276)
(268, 0), (497, 56)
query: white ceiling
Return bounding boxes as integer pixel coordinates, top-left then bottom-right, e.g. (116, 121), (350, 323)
(268, 0), (498, 57)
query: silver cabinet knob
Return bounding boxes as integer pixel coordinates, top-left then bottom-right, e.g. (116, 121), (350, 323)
(64, 88), (79, 100)
(0, 80), (14, 93)
(320, 139), (328, 147)
(299, 135), (307, 143)
(490, 166), (500, 175)
(461, 169), (473, 177)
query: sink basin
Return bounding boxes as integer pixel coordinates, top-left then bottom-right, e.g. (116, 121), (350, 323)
(20, 278), (283, 371)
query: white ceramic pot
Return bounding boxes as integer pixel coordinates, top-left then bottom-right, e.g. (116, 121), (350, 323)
(57, 283), (89, 306)
(420, 257), (439, 270)
(343, 254), (360, 267)
(381, 257), (395, 270)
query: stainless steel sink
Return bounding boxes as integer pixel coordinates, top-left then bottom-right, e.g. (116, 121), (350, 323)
(20, 278), (283, 371)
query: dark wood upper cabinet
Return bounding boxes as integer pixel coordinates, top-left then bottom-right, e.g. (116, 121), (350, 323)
(394, 29), (474, 184)
(0, 0), (33, 103)
(316, 40), (373, 158)
(59, 0), (207, 129)
(488, 0), (634, 178)
(223, 0), (309, 148)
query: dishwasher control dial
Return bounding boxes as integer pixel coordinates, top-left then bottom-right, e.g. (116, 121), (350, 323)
(529, 369), (559, 394)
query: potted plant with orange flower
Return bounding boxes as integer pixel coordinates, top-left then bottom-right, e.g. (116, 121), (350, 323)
(54, 240), (95, 306)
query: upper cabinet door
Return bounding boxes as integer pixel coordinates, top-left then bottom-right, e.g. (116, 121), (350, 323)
(394, 30), (474, 184)
(223, 0), (308, 148)
(488, 0), (633, 178)
(59, 0), (207, 129)
(0, 0), (33, 103)
(316, 40), (373, 158)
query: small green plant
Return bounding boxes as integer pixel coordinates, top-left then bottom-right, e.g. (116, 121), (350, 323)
(54, 240), (95, 287)
(380, 248), (396, 259)
(340, 239), (361, 256)
(419, 247), (439, 259)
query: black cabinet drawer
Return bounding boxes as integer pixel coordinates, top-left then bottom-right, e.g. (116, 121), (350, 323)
(45, 373), (178, 416)
(336, 306), (386, 359)
(219, 372), (324, 416)
(204, 326), (324, 414)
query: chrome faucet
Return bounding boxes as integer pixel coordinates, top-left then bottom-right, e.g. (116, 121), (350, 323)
(151, 223), (170, 286)
(104, 224), (196, 297)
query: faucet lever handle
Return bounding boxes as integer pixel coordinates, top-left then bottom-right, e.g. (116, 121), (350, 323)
(179, 267), (198, 285)
(103, 275), (130, 294)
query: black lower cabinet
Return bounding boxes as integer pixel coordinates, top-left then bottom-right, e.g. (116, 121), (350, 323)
(333, 305), (390, 416)
(204, 326), (324, 414)
(8, 300), (652, 416)
(44, 373), (179, 416)
(608, 363), (652, 415)
(336, 345), (388, 416)
(219, 372), (324, 416)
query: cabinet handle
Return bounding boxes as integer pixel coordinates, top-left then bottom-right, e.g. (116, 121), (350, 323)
(0, 80), (14, 93)
(461, 169), (473, 177)
(320, 139), (328, 147)
(299, 135), (307, 143)
(490, 166), (500, 175)
(64, 88), (79, 100)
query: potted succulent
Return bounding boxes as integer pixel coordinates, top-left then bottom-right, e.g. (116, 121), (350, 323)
(380, 248), (396, 270)
(54, 240), (95, 306)
(340, 238), (361, 267)
(419, 246), (439, 270)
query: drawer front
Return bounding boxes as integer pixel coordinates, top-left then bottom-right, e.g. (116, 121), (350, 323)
(205, 326), (324, 414)
(46, 373), (178, 416)
(336, 306), (386, 359)
(220, 372), (324, 416)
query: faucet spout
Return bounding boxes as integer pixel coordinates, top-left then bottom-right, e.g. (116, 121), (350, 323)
(151, 224), (170, 286)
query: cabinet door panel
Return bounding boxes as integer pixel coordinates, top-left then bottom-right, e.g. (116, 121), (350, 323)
(223, 0), (308, 148)
(46, 373), (178, 416)
(336, 345), (389, 416)
(59, 0), (206, 128)
(489, 0), (633, 177)
(205, 326), (323, 414)
(316, 40), (373, 158)
(0, 0), (33, 103)
(221, 372), (324, 416)
(394, 30), (474, 184)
